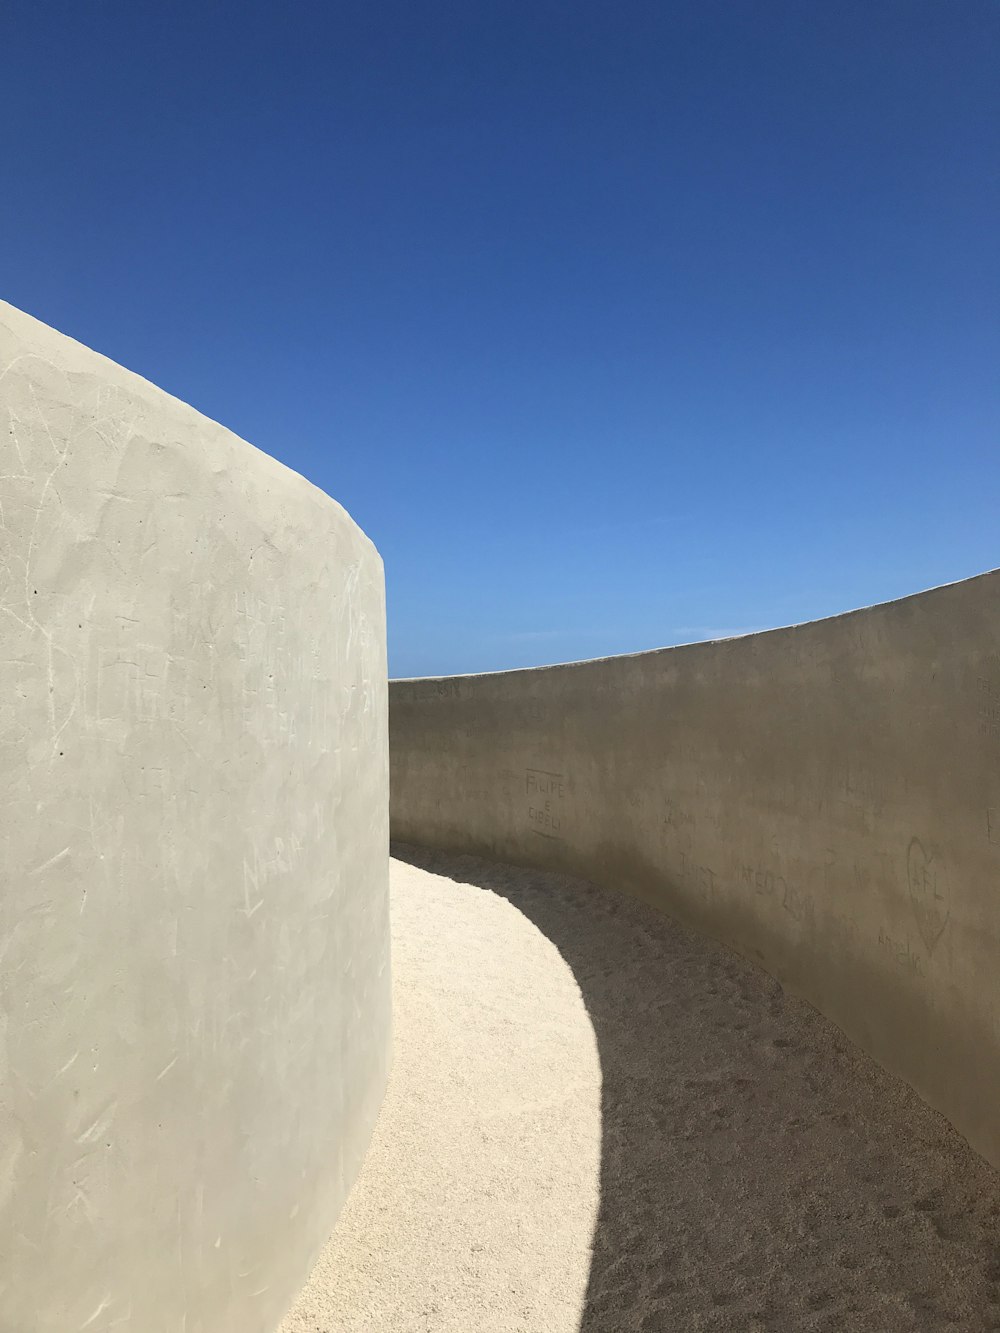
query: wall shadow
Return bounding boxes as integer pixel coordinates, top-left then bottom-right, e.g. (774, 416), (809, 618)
(392, 841), (1000, 1333)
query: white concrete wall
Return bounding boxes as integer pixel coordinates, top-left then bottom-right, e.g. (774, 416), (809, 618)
(391, 571), (1000, 1170)
(0, 301), (390, 1333)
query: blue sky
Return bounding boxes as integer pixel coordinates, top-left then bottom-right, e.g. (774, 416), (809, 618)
(3, 2), (997, 677)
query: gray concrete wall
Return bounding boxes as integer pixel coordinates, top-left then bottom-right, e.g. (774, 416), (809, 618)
(0, 301), (390, 1333)
(391, 571), (1000, 1168)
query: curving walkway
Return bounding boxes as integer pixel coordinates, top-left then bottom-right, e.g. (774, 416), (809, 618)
(282, 846), (1000, 1333)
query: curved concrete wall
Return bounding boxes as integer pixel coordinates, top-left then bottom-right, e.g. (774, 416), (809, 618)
(0, 302), (390, 1333)
(391, 571), (1000, 1168)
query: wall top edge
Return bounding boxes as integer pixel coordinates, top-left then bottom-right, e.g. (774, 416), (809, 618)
(391, 565), (1000, 686)
(0, 298), (383, 568)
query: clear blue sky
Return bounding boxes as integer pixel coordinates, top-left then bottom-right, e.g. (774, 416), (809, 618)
(3, 2), (997, 677)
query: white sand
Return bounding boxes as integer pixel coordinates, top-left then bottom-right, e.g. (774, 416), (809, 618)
(281, 846), (1000, 1332)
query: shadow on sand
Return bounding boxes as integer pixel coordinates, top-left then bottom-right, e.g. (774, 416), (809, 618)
(393, 841), (1000, 1333)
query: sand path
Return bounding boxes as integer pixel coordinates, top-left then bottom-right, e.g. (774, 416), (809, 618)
(281, 846), (1000, 1332)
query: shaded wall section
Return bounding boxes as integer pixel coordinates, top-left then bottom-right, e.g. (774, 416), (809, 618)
(0, 301), (390, 1333)
(390, 572), (1000, 1168)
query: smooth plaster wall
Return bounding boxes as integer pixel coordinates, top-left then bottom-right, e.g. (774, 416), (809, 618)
(391, 570), (1000, 1168)
(0, 301), (390, 1333)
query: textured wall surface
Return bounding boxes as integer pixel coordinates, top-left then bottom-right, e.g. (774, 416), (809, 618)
(0, 301), (390, 1333)
(391, 571), (1000, 1168)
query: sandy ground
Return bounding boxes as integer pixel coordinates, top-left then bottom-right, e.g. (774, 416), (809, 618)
(281, 846), (1000, 1333)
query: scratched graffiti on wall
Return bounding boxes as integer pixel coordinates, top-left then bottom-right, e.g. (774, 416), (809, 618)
(906, 837), (949, 953)
(525, 768), (566, 841)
